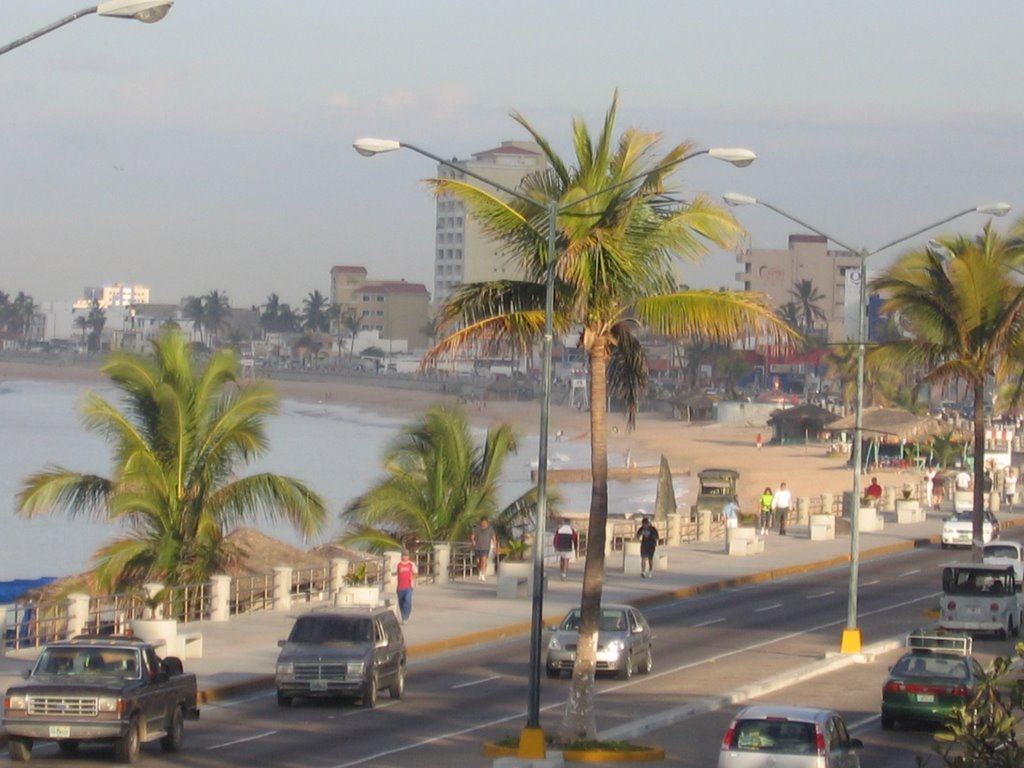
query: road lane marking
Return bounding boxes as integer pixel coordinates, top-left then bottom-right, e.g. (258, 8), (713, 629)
(452, 674), (501, 689)
(755, 603), (783, 612)
(807, 591), (835, 599)
(861, 579), (881, 587)
(207, 731), (278, 750)
(692, 618), (726, 627)
(899, 569), (921, 577)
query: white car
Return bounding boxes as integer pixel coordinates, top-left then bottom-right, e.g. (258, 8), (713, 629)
(941, 510), (999, 548)
(983, 541), (1024, 583)
(718, 704), (862, 768)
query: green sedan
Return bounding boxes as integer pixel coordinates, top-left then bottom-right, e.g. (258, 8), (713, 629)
(881, 644), (985, 730)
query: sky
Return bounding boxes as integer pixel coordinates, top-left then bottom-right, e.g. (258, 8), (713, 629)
(2, 1), (1022, 311)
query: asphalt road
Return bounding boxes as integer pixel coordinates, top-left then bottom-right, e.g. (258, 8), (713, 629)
(11, 539), (1018, 767)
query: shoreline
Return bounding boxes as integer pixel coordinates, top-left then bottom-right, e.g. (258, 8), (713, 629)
(0, 357), (918, 516)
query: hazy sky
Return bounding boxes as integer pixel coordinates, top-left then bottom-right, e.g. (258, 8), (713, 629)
(2, 1), (1022, 310)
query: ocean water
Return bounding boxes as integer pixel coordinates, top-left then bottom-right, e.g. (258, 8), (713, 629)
(0, 378), (682, 581)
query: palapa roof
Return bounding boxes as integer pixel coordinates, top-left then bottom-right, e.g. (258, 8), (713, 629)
(766, 403), (840, 428)
(223, 527), (330, 577)
(826, 406), (943, 441)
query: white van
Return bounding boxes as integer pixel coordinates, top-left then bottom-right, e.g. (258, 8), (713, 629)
(939, 562), (1023, 638)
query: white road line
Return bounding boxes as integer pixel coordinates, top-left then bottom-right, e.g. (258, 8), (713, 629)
(692, 618), (726, 627)
(807, 591), (835, 599)
(860, 579), (881, 587)
(451, 674), (501, 689)
(755, 603), (783, 612)
(898, 569), (921, 577)
(207, 730), (278, 750)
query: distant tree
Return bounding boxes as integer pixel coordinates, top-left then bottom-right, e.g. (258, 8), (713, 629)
(340, 311), (362, 357)
(73, 315), (90, 348)
(301, 290), (331, 335)
(789, 279), (828, 333)
(202, 291), (232, 349)
(16, 329), (326, 590)
(85, 302), (106, 354)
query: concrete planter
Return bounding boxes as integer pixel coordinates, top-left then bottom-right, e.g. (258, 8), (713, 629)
(895, 498), (924, 524)
(809, 514), (835, 540)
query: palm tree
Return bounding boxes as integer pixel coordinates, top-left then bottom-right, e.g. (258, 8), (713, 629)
(301, 290), (331, 335)
(789, 279), (828, 334)
(16, 328), (327, 591)
(423, 94), (794, 738)
(85, 301), (106, 354)
(339, 405), (537, 552)
(341, 312), (362, 357)
(182, 295), (207, 346)
(202, 290), (232, 349)
(870, 219), (1024, 559)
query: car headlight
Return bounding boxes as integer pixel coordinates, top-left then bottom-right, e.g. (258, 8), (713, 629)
(5, 694), (27, 712)
(96, 697), (122, 714)
(548, 636), (563, 651)
(604, 640), (625, 654)
(349, 662), (365, 675)
(276, 662), (293, 675)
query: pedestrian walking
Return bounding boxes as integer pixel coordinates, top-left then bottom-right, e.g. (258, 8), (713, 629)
(772, 482), (793, 535)
(636, 517), (659, 579)
(553, 519), (579, 580)
(1006, 467), (1018, 508)
(470, 517), (497, 582)
(755, 433), (763, 450)
(931, 471), (945, 510)
(394, 550), (417, 624)
(759, 487), (774, 536)
(722, 496), (740, 529)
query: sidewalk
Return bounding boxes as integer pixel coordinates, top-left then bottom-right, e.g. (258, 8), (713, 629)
(3, 506), (1020, 707)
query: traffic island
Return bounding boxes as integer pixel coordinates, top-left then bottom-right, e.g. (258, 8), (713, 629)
(483, 738), (665, 763)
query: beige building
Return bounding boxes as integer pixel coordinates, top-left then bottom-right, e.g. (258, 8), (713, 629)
(735, 234), (861, 343)
(433, 141), (548, 304)
(330, 266), (431, 351)
(73, 282), (150, 310)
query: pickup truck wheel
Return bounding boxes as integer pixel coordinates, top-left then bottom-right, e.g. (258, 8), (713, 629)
(362, 675), (378, 709)
(8, 736), (32, 762)
(114, 714), (141, 764)
(276, 690), (292, 707)
(58, 740), (80, 754)
(389, 664), (405, 699)
(160, 706), (184, 753)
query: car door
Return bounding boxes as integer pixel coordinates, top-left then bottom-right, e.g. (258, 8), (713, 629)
(828, 715), (859, 768)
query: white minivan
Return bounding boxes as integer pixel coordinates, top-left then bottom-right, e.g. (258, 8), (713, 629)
(939, 562), (1023, 638)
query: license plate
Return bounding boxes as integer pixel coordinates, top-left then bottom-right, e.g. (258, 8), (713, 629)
(49, 725), (71, 738)
(309, 680), (328, 692)
(916, 693), (935, 703)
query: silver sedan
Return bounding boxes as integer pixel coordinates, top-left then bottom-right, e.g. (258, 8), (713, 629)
(545, 604), (653, 680)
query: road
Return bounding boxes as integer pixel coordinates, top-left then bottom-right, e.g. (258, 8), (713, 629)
(11, 539), (1018, 766)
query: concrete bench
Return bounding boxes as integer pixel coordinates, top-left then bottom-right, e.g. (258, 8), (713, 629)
(726, 526), (765, 556)
(809, 514), (835, 541)
(496, 575), (529, 599)
(895, 499), (925, 524)
(130, 620), (203, 659)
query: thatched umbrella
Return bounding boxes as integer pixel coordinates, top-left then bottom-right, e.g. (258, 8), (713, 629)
(766, 403), (840, 443)
(827, 407), (944, 468)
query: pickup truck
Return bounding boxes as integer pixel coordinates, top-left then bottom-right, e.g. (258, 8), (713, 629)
(2, 635), (199, 763)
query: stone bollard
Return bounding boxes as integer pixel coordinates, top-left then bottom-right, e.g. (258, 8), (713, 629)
(273, 566), (293, 612)
(666, 512), (682, 546)
(796, 496), (810, 527)
(384, 550), (401, 592)
(433, 544), (450, 582)
(821, 493), (834, 517)
(331, 558), (350, 598)
(697, 509), (712, 542)
(67, 593), (90, 638)
(883, 486), (897, 513)
(210, 575), (231, 622)
(990, 491), (1001, 514)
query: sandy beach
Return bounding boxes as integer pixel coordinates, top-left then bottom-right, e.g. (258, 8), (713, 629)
(0, 356), (922, 517)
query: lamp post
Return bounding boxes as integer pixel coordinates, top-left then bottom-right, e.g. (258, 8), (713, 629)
(0, 1), (173, 57)
(356, 137), (754, 755)
(724, 192), (1011, 653)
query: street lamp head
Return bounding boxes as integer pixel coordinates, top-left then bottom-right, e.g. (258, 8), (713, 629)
(707, 148), (757, 168)
(353, 138), (402, 157)
(722, 192), (758, 207)
(976, 202), (1011, 217)
(926, 239), (955, 263)
(96, 0), (174, 22)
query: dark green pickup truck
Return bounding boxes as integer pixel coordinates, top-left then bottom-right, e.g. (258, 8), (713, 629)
(2, 635), (199, 763)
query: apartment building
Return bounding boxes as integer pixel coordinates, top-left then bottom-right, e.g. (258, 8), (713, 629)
(735, 234), (862, 343)
(73, 282), (150, 310)
(330, 266), (431, 351)
(432, 141), (548, 305)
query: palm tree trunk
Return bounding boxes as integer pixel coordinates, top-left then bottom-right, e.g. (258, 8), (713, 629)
(561, 338), (609, 740)
(971, 382), (987, 563)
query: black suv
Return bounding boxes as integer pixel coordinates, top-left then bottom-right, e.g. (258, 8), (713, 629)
(275, 607), (406, 708)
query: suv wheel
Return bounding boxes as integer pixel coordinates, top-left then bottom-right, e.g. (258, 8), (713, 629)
(362, 675), (378, 708)
(389, 664), (405, 699)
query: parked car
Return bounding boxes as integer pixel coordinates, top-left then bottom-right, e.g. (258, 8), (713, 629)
(940, 509), (999, 548)
(2, 636), (199, 763)
(983, 541), (1024, 584)
(718, 704), (862, 767)
(545, 604), (653, 680)
(275, 607), (406, 708)
(881, 630), (984, 730)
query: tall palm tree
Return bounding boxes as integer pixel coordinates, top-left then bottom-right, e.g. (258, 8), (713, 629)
(16, 329), (327, 590)
(339, 406), (537, 552)
(202, 290), (232, 349)
(301, 290), (331, 335)
(870, 219), (1024, 559)
(182, 295), (207, 346)
(423, 94), (794, 738)
(85, 301), (106, 354)
(789, 279), (828, 334)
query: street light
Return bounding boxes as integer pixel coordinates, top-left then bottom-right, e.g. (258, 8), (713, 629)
(0, 1), (173, 57)
(356, 136), (754, 757)
(724, 192), (1011, 653)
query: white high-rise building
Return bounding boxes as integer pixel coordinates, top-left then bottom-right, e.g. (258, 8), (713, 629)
(433, 141), (548, 305)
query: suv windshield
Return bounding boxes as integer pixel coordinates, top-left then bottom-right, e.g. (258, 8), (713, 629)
(730, 719), (816, 754)
(289, 616), (373, 644)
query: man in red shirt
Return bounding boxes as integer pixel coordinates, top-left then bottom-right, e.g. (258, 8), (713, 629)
(865, 477), (883, 503)
(395, 550), (418, 624)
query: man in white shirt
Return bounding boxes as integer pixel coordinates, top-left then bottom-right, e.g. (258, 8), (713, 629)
(955, 469), (972, 490)
(771, 482), (792, 535)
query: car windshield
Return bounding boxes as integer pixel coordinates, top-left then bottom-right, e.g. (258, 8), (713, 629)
(36, 647), (140, 678)
(986, 545), (1019, 559)
(560, 609), (628, 633)
(289, 616), (373, 643)
(892, 654), (970, 680)
(730, 719), (817, 754)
